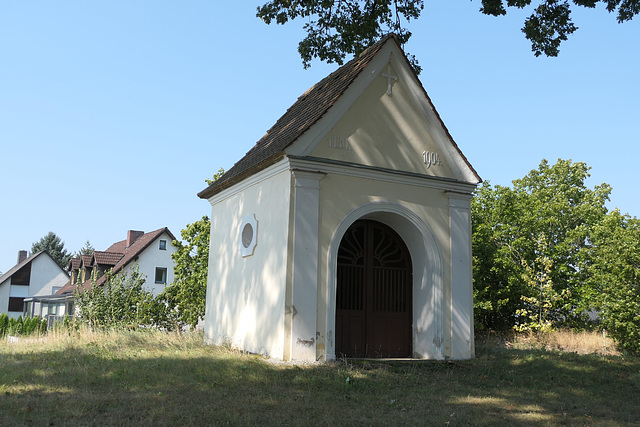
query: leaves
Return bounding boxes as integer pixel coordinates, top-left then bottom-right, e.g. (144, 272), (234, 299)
(257, 0), (423, 72)
(257, 0), (640, 66)
(473, 159), (611, 331)
(157, 216), (211, 329)
(588, 210), (640, 354)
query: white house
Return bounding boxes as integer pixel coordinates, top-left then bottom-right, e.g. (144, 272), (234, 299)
(198, 35), (481, 361)
(28, 228), (178, 319)
(0, 250), (70, 319)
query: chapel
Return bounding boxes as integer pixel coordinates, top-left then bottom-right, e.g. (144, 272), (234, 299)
(198, 34), (481, 361)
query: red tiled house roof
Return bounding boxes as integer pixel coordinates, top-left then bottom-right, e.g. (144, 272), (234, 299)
(56, 227), (176, 294)
(92, 251), (124, 266)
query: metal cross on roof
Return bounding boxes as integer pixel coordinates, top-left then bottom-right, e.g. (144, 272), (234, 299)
(381, 64), (398, 96)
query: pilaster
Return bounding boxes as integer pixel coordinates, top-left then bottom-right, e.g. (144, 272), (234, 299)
(290, 170), (324, 360)
(447, 192), (474, 359)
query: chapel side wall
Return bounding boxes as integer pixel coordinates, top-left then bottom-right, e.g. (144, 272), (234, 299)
(204, 168), (291, 358)
(315, 173), (457, 360)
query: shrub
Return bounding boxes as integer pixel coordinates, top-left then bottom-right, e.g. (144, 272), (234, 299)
(74, 266), (159, 329)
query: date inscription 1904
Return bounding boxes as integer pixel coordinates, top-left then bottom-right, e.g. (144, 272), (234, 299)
(423, 151), (442, 168)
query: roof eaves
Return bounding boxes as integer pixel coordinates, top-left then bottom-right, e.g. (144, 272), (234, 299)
(197, 152), (286, 200)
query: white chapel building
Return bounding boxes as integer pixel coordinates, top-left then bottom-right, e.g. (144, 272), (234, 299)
(198, 35), (481, 361)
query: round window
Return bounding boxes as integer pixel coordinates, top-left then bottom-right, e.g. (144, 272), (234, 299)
(241, 223), (254, 248)
(239, 214), (258, 257)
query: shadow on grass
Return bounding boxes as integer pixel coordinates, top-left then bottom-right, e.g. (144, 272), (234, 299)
(1, 337), (639, 426)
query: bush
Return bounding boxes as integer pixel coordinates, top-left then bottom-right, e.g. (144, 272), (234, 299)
(0, 314), (8, 337)
(589, 210), (640, 355)
(74, 266), (161, 329)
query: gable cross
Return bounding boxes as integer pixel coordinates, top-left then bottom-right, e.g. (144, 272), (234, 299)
(381, 64), (398, 96)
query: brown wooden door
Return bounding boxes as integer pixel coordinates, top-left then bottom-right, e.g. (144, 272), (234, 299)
(336, 220), (412, 358)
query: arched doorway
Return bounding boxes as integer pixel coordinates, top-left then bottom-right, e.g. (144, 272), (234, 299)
(335, 219), (412, 358)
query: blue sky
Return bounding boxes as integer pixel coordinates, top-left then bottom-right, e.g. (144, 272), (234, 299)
(1, 1), (638, 274)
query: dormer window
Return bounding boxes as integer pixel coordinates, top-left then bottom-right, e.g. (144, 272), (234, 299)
(159, 240), (167, 250)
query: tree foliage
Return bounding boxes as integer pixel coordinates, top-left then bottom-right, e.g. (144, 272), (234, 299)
(257, 0), (639, 69)
(472, 159), (611, 331)
(205, 167), (227, 186)
(31, 232), (72, 269)
(588, 210), (640, 354)
(74, 240), (95, 258)
(156, 169), (222, 329)
(157, 216), (211, 330)
(258, 0), (423, 70)
(515, 234), (568, 332)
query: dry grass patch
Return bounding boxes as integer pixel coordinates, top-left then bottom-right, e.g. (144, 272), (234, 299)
(510, 329), (620, 355)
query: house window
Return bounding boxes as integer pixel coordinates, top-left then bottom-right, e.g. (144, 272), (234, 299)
(155, 267), (168, 284)
(159, 240), (167, 250)
(8, 297), (25, 312)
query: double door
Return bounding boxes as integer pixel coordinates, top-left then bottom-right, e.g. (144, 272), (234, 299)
(335, 220), (412, 358)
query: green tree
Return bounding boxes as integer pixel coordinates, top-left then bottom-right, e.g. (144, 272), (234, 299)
(257, 0), (639, 70)
(515, 233), (569, 332)
(157, 216), (211, 329)
(205, 167), (226, 186)
(158, 169), (223, 329)
(472, 159), (611, 331)
(74, 240), (95, 258)
(588, 210), (640, 354)
(31, 232), (71, 269)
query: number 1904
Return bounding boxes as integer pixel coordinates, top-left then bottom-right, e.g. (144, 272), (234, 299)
(422, 151), (442, 168)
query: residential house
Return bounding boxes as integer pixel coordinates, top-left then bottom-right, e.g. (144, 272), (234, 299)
(26, 228), (178, 319)
(0, 250), (70, 319)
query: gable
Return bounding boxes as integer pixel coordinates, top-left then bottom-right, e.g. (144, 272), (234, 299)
(286, 46), (479, 184)
(305, 61), (456, 179)
(199, 34), (480, 201)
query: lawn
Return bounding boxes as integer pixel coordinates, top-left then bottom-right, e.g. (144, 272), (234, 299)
(1, 328), (638, 426)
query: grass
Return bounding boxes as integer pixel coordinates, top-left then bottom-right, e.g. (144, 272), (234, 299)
(1, 328), (639, 426)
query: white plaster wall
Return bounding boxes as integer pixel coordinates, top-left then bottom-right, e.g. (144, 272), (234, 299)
(29, 255), (69, 297)
(313, 171), (475, 360)
(0, 254), (69, 318)
(204, 164), (291, 358)
(0, 278), (10, 316)
(123, 231), (178, 295)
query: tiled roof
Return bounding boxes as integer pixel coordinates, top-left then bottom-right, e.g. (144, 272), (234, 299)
(93, 251), (124, 266)
(198, 34), (396, 200)
(106, 239), (127, 253)
(55, 227), (176, 294)
(68, 257), (81, 272)
(80, 254), (92, 268)
(198, 34), (480, 200)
